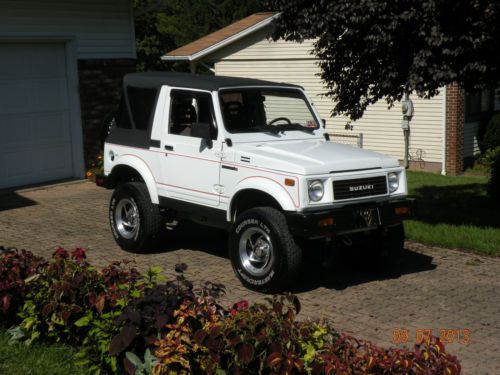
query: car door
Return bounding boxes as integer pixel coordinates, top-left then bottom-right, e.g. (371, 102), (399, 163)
(158, 88), (222, 207)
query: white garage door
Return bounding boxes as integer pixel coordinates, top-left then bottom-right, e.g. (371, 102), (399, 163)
(0, 42), (74, 189)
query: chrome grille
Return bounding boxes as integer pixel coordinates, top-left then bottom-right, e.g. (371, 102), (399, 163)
(333, 176), (387, 200)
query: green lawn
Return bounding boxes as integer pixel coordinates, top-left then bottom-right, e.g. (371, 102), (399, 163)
(0, 330), (85, 375)
(405, 171), (499, 256)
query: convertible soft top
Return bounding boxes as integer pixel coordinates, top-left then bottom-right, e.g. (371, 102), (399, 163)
(123, 71), (302, 91)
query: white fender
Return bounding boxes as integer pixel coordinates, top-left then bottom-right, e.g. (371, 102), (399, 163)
(111, 154), (159, 204)
(228, 176), (298, 221)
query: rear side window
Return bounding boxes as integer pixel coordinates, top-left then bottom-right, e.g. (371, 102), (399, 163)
(115, 95), (132, 129)
(127, 87), (158, 130)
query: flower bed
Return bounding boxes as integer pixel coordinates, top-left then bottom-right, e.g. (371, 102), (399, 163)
(0, 246), (461, 374)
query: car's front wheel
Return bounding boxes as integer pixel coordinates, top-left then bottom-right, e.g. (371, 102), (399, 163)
(109, 182), (161, 252)
(229, 207), (302, 293)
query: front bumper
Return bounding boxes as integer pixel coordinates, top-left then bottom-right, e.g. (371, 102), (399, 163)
(285, 198), (415, 238)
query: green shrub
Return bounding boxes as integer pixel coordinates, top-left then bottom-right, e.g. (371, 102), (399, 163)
(489, 150), (500, 203)
(0, 248), (44, 324)
(482, 112), (500, 151)
(0, 247), (462, 375)
(153, 295), (462, 375)
(18, 248), (107, 345)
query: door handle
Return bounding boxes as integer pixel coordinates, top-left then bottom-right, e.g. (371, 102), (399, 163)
(164, 145), (174, 151)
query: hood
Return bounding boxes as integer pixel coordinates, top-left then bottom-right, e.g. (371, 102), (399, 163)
(235, 139), (399, 175)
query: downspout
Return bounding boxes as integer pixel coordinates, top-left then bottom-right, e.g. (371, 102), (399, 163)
(441, 86), (447, 175)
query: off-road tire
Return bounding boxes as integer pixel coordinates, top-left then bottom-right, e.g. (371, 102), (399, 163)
(109, 182), (162, 252)
(229, 207), (302, 293)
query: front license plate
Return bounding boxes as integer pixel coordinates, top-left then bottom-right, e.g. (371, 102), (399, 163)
(354, 208), (381, 228)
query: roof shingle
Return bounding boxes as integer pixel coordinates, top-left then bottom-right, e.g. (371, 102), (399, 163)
(164, 12), (276, 60)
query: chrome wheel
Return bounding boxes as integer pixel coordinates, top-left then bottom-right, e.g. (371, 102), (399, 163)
(115, 198), (139, 239)
(238, 227), (273, 276)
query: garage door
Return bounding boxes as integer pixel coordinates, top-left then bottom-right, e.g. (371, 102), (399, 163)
(0, 42), (74, 189)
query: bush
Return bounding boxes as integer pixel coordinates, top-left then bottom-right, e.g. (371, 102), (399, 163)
(482, 112), (500, 152)
(0, 247), (462, 375)
(18, 248), (108, 344)
(0, 247), (44, 323)
(489, 150), (500, 203)
(154, 295), (461, 375)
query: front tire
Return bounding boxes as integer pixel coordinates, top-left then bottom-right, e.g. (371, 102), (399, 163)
(109, 182), (161, 252)
(229, 207), (302, 293)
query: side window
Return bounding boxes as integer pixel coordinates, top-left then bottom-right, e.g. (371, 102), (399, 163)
(169, 90), (217, 139)
(127, 87), (157, 130)
(115, 95), (132, 129)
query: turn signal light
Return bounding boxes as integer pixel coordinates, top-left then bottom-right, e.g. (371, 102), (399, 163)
(285, 178), (295, 186)
(318, 218), (335, 227)
(95, 175), (105, 187)
(395, 207), (410, 215)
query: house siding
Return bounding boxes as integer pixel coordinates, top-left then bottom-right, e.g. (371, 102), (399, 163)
(210, 29), (445, 169)
(0, 0), (136, 59)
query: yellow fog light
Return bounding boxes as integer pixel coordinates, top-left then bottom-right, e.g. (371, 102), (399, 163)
(395, 207), (410, 215)
(318, 218), (335, 227)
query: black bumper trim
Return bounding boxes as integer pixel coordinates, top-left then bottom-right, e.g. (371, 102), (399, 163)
(95, 174), (113, 189)
(285, 198), (415, 238)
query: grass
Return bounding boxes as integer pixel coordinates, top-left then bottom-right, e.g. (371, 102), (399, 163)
(405, 170), (499, 256)
(0, 329), (85, 375)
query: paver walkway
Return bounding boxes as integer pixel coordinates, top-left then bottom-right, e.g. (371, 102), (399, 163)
(1, 181), (499, 374)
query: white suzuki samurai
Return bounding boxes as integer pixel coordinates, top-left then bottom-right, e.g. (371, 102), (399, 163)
(98, 72), (414, 292)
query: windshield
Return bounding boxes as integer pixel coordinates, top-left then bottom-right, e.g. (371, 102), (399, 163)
(219, 88), (319, 134)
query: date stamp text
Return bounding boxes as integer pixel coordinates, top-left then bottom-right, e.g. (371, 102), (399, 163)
(392, 328), (470, 346)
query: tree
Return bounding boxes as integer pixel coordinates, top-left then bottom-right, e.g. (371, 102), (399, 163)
(134, 0), (264, 71)
(268, 0), (500, 122)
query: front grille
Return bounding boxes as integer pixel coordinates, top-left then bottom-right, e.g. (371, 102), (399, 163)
(333, 176), (387, 200)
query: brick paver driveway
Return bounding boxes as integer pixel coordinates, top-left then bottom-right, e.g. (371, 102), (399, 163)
(1, 181), (499, 374)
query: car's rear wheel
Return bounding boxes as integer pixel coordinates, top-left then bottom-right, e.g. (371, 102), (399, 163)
(229, 207), (302, 293)
(109, 182), (161, 252)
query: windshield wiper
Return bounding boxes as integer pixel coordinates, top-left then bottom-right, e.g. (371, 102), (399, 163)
(253, 124), (281, 134)
(273, 123), (316, 134)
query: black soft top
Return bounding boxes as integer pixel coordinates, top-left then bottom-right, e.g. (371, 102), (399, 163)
(123, 71), (302, 91)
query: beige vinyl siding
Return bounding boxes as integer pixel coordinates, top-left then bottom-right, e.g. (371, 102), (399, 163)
(211, 31), (445, 164)
(0, 0), (135, 59)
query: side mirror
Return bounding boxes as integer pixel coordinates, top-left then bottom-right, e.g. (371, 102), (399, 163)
(321, 119), (326, 128)
(191, 122), (213, 148)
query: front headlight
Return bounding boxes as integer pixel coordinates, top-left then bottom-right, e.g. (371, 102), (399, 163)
(388, 172), (399, 193)
(308, 180), (324, 202)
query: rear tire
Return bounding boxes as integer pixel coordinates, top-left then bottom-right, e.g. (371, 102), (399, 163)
(109, 182), (161, 252)
(229, 207), (302, 293)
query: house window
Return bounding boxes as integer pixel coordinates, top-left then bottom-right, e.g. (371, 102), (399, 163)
(465, 89), (494, 121)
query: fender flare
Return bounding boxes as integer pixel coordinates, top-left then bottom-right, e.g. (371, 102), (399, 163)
(228, 176), (298, 221)
(110, 155), (159, 204)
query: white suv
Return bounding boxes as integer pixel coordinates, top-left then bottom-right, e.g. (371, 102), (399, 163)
(99, 72), (414, 292)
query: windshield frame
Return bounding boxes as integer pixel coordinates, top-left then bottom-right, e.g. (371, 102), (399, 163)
(218, 86), (321, 135)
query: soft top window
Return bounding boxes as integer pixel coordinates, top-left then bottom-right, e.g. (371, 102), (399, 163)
(126, 87), (158, 130)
